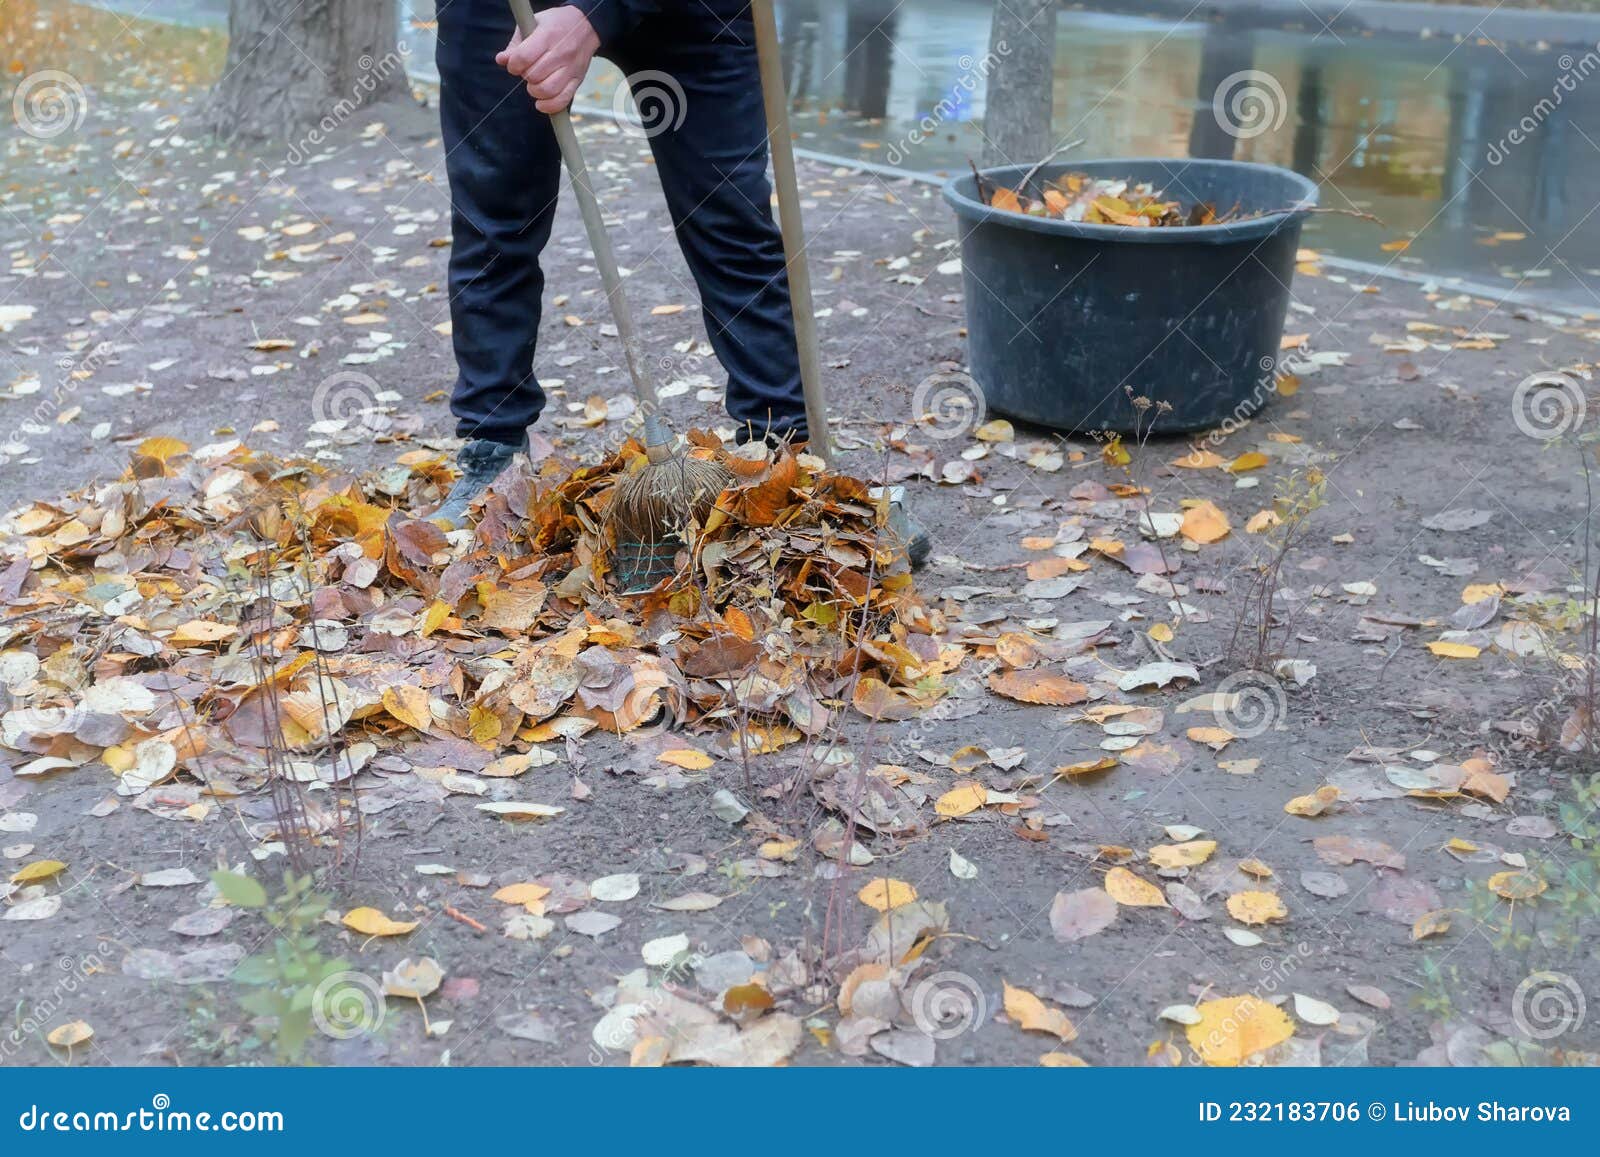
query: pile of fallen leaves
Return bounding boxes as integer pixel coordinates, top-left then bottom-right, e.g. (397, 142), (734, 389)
(0, 433), (947, 803)
(978, 171), (1240, 228)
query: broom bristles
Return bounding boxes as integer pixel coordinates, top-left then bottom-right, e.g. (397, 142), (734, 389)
(610, 451), (733, 540)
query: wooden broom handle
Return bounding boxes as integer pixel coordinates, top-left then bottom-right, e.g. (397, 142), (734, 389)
(751, 0), (831, 464)
(507, 0), (657, 414)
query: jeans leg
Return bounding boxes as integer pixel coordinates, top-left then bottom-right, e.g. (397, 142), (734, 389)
(622, 6), (808, 444)
(436, 0), (561, 445)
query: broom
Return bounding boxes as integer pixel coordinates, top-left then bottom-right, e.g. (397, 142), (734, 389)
(507, 0), (730, 593)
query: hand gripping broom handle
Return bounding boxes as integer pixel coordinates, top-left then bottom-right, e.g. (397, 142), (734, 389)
(507, 0), (666, 444)
(751, 0), (831, 465)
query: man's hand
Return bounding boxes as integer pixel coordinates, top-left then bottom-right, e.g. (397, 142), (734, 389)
(496, 6), (600, 114)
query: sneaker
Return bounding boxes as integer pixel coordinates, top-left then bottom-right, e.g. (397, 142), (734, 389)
(902, 506), (932, 570)
(429, 438), (523, 530)
(877, 486), (931, 571)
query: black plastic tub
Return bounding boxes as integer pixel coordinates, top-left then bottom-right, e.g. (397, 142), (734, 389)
(943, 158), (1319, 434)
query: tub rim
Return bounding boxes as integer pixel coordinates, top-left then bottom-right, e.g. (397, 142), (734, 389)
(943, 158), (1321, 246)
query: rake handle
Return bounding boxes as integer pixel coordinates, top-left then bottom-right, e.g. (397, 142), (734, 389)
(507, 0), (658, 420)
(751, 0), (830, 465)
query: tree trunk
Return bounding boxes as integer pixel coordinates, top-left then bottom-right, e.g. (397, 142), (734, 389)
(207, 0), (410, 144)
(980, 0), (1057, 169)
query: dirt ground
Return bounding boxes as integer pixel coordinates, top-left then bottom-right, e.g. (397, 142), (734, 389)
(3, 11), (1600, 1069)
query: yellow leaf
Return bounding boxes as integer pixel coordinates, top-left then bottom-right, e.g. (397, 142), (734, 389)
(1226, 891), (1288, 925)
(132, 435), (189, 477)
(1003, 981), (1078, 1041)
(1488, 870), (1546, 901)
(1104, 866), (1168, 907)
(168, 620), (238, 645)
(381, 684), (432, 731)
(1284, 785), (1340, 817)
(342, 907), (419, 937)
(1147, 623), (1174, 644)
(420, 600), (451, 637)
(1054, 757), (1118, 779)
(1227, 451), (1269, 473)
(1039, 1052), (1089, 1066)
(857, 878), (918, 912)
(1180, 500), (1230, 544)
(1185, 726), (1234, 751)
(758, 837), (801, 861)
(1461, 583), (1502, 604)
(1101, 437), (1130, 467)
(1412, 909), (1452, 940)
(1171, 449), (1225, 470)
(1149, 839), (1217, 869)
(1427, 641), (1480, 659)
(935, 781), (988, 817)
(46, 1021), (93, 1048)
(1245, 509), (1281, 535)
(975, 419), (1014, 443)
(492, 883), (551, 912)
(658, 748), (713, 770)
(11, 859), (66, 884)
(1186, 996), (1294, 1066)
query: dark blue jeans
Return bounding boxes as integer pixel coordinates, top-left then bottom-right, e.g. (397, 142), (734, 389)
(435, 0), (806, 446)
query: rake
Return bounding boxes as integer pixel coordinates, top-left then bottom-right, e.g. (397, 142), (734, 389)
(508, 0), (730, 593)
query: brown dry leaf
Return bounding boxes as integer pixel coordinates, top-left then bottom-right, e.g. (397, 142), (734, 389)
(1171, 449), (1226, 470)
(1049, 888), (1118, 941)
(852, 678), (925, 722)
(1284, 785), (1340, 817)
(1412, 909), (1452, 940)
(1104, 866), (1168, 908)
(988, 669), (1088, 707)
(1460, 758), (1509, 804)
(1313, 835), (1405, 870)
(1179, 500), (1230, 544)
(1002, 981), (1078, 1042)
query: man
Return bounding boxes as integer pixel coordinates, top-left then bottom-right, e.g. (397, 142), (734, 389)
(431, 0), (927, 563)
